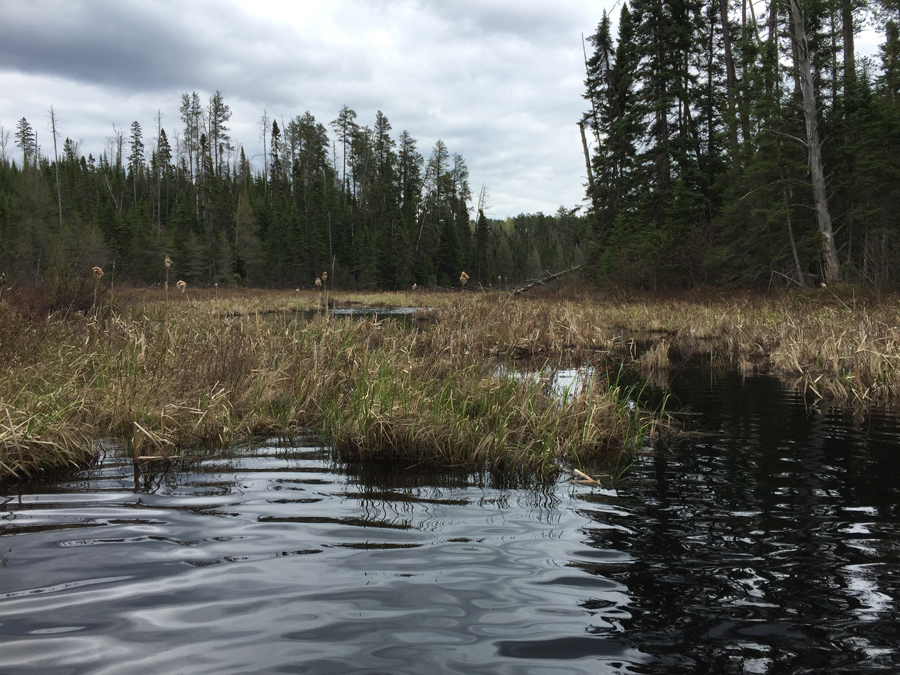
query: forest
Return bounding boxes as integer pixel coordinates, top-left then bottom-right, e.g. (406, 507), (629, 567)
(581, 0), (900, 289)
(1, 0), (899, 294)
(0, 97), (585, 294)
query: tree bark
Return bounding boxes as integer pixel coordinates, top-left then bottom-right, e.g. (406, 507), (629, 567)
(578, 119), (595, 191)
(789, 0), (841, 282)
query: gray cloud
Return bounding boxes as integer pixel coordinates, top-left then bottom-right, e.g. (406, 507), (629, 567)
(0, 0), (609, 217)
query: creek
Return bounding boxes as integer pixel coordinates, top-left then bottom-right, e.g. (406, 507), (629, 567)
(1, 366), (899, 674)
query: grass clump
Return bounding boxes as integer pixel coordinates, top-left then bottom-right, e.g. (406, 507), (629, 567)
(0, 289), (656, 482)
(321, 355), (636, 475)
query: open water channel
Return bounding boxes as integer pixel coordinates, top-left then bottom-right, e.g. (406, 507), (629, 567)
(1, 366), (899, 674)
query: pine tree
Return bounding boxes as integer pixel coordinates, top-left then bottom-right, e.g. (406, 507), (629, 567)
(15, 118), (36, 168)
(207, 91), (232, 176)
(330, 105), (358, 199)
(128, 121), (144, 206)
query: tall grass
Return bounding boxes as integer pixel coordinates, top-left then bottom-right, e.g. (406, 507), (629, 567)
(5, 283), (893, 482)
(0, 290), (657, 481)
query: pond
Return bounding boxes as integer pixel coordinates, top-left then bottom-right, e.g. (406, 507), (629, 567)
(1, 367), (899, 674)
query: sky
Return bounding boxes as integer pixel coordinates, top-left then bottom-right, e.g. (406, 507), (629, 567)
(0, 0), (616, 219)
(0, 1), (888, 220)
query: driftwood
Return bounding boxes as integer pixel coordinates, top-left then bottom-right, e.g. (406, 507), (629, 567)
(509, 265), (582, 296)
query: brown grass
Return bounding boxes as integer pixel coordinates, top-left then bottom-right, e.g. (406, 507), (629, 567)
(0, 288), (652, 481)
(4, 283), (895, 482)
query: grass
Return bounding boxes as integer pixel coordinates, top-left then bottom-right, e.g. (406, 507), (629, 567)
(0, 286), (660, 482)
(5, 281), (896, 482)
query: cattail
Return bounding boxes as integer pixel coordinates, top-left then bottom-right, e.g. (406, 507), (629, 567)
(176, 280), (186, 293)
(412, 283), (417, 291)
(318, 274), (329, 316)
(164, 255), (171, 297)
(91, 267), (104, 317)
(460, 270), (469, 287)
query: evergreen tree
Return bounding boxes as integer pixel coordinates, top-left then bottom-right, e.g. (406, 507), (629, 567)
(15, 118), (36, 167)
(207, 91), (232, 176)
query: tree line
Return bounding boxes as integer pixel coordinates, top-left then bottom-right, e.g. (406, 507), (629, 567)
(0, 95), (586, 293)
(582, 0), (900, 289)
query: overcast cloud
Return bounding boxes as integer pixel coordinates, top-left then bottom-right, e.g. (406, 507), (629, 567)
(0, 0), (618, 218)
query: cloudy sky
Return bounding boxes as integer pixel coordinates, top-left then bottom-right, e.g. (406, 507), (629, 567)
(0, 0), (619, 218)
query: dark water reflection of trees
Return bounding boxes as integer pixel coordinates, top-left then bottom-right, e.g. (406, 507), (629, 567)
(585, 370), (900, 673)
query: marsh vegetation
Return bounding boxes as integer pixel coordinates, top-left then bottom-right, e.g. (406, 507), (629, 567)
(3, 283), (900, 481)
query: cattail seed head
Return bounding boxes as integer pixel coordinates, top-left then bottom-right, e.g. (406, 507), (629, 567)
(321, 271), (328, 282)
(176, 280), (186, 293)
(93, 266), (104, 279)
(164, 256), (172, 269)
(315, 278), (322, 287)
(460, 271), (469, 286)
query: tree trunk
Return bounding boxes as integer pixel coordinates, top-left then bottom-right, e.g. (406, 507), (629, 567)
(49, 106), (62, 228)
(718, 0), (740, 162)
(781, 174), (807, 286)
(578, 119), (595, 191)
(789, 0), (841, 282)
(842, 0), (855, 84)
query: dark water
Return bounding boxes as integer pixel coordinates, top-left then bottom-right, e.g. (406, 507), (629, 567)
(2, 369), (899, 674)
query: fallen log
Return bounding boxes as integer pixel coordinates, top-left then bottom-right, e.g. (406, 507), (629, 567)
(510, 265), (583, 296)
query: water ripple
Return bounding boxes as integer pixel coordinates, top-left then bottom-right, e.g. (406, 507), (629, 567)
(1, 371), (900, 673)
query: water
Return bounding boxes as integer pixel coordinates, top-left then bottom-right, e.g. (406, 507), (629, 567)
(305, 306), (425, 324)
(2, 369), (900, 674)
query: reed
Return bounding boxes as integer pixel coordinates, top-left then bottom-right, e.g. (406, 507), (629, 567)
(8, 284), (896, 482)
(91, 266), (103, 318)
(0, 288), (662, 481)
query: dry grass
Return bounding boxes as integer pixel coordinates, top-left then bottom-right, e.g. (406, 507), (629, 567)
(5, 283), (895, 482)
(0, 288), (651, 481)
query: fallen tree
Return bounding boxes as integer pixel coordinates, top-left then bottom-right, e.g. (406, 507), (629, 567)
(510, 265), (583, 296)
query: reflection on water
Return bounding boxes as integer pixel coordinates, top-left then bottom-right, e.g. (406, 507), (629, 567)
(1, 370), (900, 673)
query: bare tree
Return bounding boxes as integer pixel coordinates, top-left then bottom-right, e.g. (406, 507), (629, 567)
(789, 0), (840, 282)
(48, 106), (63, 228)
(258, 108), (269, 192)
(0, 125), (9, 162)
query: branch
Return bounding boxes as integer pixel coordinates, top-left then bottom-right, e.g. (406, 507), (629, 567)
(509, 265), (583, 297)
(104, 174), (122, 214)
(763, 128), (808, 148)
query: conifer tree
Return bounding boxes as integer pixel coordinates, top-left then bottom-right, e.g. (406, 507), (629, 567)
(15, 117), (36, 167)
